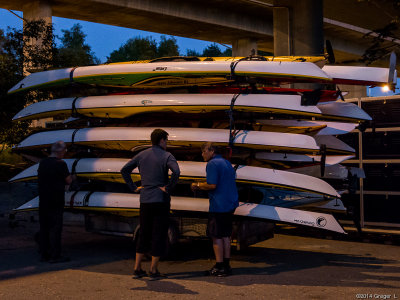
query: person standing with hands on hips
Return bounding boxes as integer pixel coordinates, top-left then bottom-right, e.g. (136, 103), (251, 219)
(191, 142), (238, 277)
(121, 129), (180, 280)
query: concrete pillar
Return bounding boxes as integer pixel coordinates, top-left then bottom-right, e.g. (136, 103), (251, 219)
(232, 38), (258, 57)
(23, 1), (52, 23)
(273, 0), (324, 57)
(23, 1), (52, 74)
(273, 6), (291, 56)
(273, 0), (324, 93)
(23, 1), (53, 128)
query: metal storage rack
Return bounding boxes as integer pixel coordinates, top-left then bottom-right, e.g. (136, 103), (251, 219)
(342, 95), (400, 228)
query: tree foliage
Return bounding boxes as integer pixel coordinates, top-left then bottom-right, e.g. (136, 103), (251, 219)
(0, 20), (55, 147)
(107, 36), (171, 62)
(157, 36), (179, 58)
(186, 49), (201, 56)
(0, 20), (99, 147)
(201, 43), (231, 57)
(55, 24), (100, 67)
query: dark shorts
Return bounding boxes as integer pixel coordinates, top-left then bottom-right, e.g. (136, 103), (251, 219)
(207, 211), (234, 239)
(136, 202), (170, 257)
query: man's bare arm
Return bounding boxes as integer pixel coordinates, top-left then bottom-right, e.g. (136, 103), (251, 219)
(191, 182), (216, 191)
(65, 175), (74, 185)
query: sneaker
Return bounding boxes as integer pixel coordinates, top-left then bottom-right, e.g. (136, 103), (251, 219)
(148, 270), (167, 281)
(49, 256), (70, 264)
(132, 269), (147, 279)
(204, 265), (227, 277)
(224, 265), (233, 276)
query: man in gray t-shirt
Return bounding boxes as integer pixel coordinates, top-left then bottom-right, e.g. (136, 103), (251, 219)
(121, 129), (180, 280)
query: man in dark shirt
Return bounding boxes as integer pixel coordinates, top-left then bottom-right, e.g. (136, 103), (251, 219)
(38, 141), (72, 263)
(121, 129), (180, 280)
(191, 142), (238, 277)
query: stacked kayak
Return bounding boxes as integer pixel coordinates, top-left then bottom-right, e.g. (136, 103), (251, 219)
(10, 55), (393, 234)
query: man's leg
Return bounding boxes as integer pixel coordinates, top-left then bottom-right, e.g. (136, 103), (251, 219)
(222, 237), (231, 259)
(212, 238), (224, 263)
(49, 208), (63, 259)
(48, 208), (70, 263)
(134, 203), (152, 276)
(220, 212), (233, 274)
(150, 202), (169, 276)
(38, 208), (50, 260)
(134, 253), (144, 271)
(150, 256), (160, 273)
(222, 236), (232, 274)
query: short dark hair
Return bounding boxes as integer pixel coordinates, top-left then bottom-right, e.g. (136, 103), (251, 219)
(201, 142), (219, 154)
(151, 129), (169, 145)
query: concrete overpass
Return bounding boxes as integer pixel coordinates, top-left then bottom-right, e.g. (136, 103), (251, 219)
(0, 0), (399, 67)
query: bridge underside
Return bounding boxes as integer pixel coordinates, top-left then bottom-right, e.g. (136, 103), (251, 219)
(0, 0), (399, 68)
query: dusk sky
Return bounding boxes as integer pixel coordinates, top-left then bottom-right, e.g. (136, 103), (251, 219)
(0, 8), (398, 97)
(0, 8), (218, 63)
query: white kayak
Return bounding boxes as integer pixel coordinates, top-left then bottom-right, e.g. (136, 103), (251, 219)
(9, 158), (340, 198)
(255, 153), (354, 165)
(290, 164), (349, 179)
(322, 65), (396, 87)
(13, 94), (371, 124)
(14, 127), (320, 153)
(317, 101), (371, 122)
(14, 192), (346, 233)
(12, 94), (322, 122)
(315, 135), (355, 154)
(8, 61), (332, 94)
(299, 198), (346, 213)
(8, 61), (395, 94)
(255, 119), (358, 135)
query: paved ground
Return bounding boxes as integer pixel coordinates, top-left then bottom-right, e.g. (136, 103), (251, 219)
(0, 211), (399, 300)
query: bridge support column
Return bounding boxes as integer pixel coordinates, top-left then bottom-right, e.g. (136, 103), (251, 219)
(23, 0), (52, 23)
(273, 0), (324, 92)
(273, 0), (324, 56)
(232, 38), (258, 57)
(22, 1), (53, 74)
(23, 1), (53, 128)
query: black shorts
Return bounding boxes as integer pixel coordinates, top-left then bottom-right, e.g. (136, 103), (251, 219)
(207, 212), (234, 239)
(136, 202), (170, 257)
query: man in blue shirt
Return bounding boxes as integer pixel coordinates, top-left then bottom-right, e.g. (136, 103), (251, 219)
(191, 142), (238, 277)
(121, 129), (180, 280)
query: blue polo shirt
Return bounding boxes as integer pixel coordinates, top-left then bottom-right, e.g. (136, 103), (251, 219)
(206, 155), (239, 213)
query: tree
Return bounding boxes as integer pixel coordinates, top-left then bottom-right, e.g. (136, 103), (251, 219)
(222, 48), (232, 56)
(0, 20), (100, 147)
(55, 24), (100, 67)
(107, 35), (181, 62)
(186, 49), (201, 56)
(201, 43), (233, 57)
(107, 36), (158, 62)
(0, 20), (56, 147)
(202, 43), (222, 57)
(157, 36), (179, 57)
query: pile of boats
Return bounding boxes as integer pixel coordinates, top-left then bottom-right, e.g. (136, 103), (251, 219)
(9, 55), (397, 234)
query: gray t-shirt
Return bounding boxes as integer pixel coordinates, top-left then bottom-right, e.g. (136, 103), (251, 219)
(120, 145), (180, 203)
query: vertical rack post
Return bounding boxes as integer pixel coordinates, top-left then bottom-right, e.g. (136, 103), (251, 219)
(358, 97), (364, 228)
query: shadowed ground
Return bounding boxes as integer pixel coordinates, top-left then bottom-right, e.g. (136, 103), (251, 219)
(0, 182), (399, 299)
(0, 213), (399, 299)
